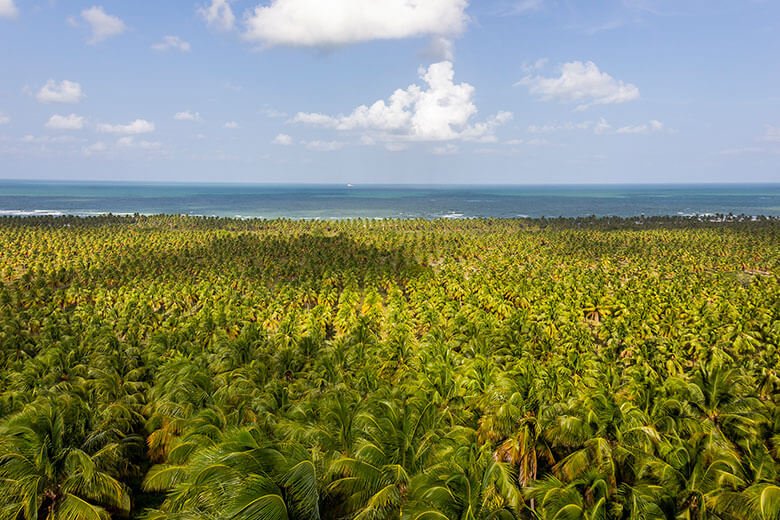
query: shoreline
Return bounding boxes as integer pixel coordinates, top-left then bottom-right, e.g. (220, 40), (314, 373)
(1, 212), (777, 224)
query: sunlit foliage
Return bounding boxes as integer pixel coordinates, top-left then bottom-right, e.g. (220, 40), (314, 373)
(0, 215), (778, 519)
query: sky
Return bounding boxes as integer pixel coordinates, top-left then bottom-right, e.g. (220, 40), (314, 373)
(0, 0), (778, 184)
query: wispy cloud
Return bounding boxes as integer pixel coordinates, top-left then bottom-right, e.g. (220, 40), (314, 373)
(718, 146), (766, 156)
(97, 119), (155, 135)
(46, 114), (86, 130)
(527, 121), (593, 134)
(116, 136), (162, 150)
(272, 133), (293, 145)
(82, 141), (107, 157)
(198, 0), (235, 31)
(494, 0), (545, 16)
(152, 36), (191, 52)
(616, 120), (664, 134)
(0, 0), (19, 19)
(304, 140), (346, 152)
(432, 143), (458, 155)
(763, 125), (780, 142)
(260, 106), (287, 119)
(174, 111), (201, 122)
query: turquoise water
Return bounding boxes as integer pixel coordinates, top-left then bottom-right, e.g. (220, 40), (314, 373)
(0, 181), (778, 219)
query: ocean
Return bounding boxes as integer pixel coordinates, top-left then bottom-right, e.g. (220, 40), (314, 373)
(0, 181), (778, 219)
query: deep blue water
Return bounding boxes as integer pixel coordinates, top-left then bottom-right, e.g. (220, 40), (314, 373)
(0, 181), (778, 219)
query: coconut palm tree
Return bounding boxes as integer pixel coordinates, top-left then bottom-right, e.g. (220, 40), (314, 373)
(407, 427), (523, 519)
(710, 484), (780, 520)
(0, 397), (131, 519)
(639, 431), (747, 518)
(143, 427), (321, 519)
(327, 394), (442, 519)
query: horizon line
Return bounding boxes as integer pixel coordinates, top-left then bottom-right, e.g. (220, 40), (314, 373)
(2, 178), (779, 187)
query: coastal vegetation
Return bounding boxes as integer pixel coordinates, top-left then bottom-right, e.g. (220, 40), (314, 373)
(0, 215), (778, 519)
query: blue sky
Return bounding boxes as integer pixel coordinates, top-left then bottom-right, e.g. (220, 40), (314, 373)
(0, 0), (778, 184)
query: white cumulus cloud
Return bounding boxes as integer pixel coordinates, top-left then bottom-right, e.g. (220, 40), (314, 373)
(273, 133), (293, 145)
(81, 6), (126, 44)
(293, 61), (511, 143)
(422, 36), (455, 62)
(244, 0), (469, 48)
(45, 114), (85, 130)
(518, 60), (640, 110)
(36, 80), (85, 104)
(174, 111), (201, 121)
(199, 0), (235, 31)
(152, 36), (191, 52)
(97, 119), (155, 135)
(0, 0), (18, 19)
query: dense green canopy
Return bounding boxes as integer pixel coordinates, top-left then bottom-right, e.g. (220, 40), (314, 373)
(0, 215), (778, 519)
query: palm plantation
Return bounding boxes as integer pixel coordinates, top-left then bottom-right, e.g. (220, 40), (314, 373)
(0, 215), (778, 518)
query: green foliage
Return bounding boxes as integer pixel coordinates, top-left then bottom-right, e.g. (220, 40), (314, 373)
(0, 215), (778, 519)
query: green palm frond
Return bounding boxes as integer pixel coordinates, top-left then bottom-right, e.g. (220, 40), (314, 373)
(282, 460), (320, 520)
(712, 484), (780, 520)
(226, 475), (287, 520)
(56, 493), (111, 520)
(142, 464), (189, 492)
